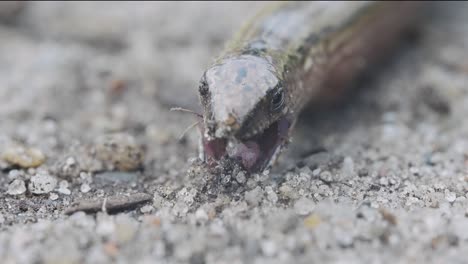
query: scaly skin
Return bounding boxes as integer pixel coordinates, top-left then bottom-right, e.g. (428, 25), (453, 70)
(198, 1), (424, 173)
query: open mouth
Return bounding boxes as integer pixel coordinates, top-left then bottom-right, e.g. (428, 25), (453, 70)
(201, 117), (290, 173)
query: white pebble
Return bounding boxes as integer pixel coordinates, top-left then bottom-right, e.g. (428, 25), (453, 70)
(7, 179), (26, 195)
(195, 208), (209, 222)
(58, 180), (71, 195)
(261, 240), (277, 257)
(409, 167), (420, 175)
(312, 168), (321, 176)
(49, 193), (59, 201)
(235, 171), (246, 184)
(294, 197), (315, 216)
(379, 177), (389, 186)
(80, 183), (91, 193)
(65, 157), (76, 166)
(265, 186), (278, 204)
(140, 205), (154, 214)
(7, 170), (21, 180)
(28, 172), (57, 194)
(445, 191), (457, 203)
(341, 156), (355, 177)
(245, 187), (263, 206)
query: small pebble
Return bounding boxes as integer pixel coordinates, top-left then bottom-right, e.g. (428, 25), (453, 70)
(445, 191), (457, 203)
(58, 180), (71, 195)
(8, 170), (22, 180)
(80, 183), (91, 193)
(94, 134), (144, 171)
(379, 177), (389, 186)
(7, 179), (26, 195)
(28, 171), (57, 194)
(261, 240), (277, 257)
(304, 214), (321, 229)
(49, 193), (59, 201)
(294, 197), (315, 216)
(140, 205), (154, 214)
(409, 167), (420, 175)
(341, 156), (355, 177)
(319, 171), (333, 182)
(312, 168), (321, 176)
(265, 186), (278, 204)
(235, 171), (246, 184)
(245, 187), (263, 206)
(2, 145), (46, 168)
(66, 157), (76, 166)
(195, 208), (209, 222)
(336, 230), (354, 248)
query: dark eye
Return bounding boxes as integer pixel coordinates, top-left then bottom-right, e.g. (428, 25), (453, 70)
(271, 87), (284, 112)
(199, 75), (209, 96)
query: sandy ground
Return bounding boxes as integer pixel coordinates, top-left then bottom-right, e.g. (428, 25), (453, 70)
(0, 2), (468, 264)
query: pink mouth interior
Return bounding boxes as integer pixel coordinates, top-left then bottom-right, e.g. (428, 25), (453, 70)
(202, 118), (290, 172)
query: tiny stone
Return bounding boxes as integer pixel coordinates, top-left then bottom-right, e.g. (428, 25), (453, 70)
(140, 205), (154, 214)
(245, 187), (263, 206)
(235, 171), (246, 184)
(195, 208), (209, 222)
(409, 167), (420, 175)
(58, 188), (71, 195)
(434, 183), (446, 191)
(261, 240), (277, 257)
(7, 179), (26, 195)
(294, 197), (315, 216)
(59, 180), (69, 188)
(94, 133), (144, 171)
(445, 191), (457, 203)
(312, 168), (321, 176)
(265, 186), (278, 204)
(2, 145), (46, 168)
(220, 173), (231, 185)
(80, 172), (92, 183)
(58, 180), (71, 195)
(49, 193), (59, 201)
(8, 169), (21, 180)
(80, 183), (91, 193)
(279, 184), (296, 199)
(319, 171), (333, 182)
(341, 156), (355, 177)
(66, 157), (76, 166)
(0, 213), (4, 224)
(28, 172), (57, 194)
(304, 214), (321, 229)
(335, 230), (354, 248)
(379, 177), (389, 186)
(79, 172), (88, 179)
(358, 168), (369, 177)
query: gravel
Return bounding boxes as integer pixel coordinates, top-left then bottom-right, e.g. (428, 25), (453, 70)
(0, 2), (467, 264)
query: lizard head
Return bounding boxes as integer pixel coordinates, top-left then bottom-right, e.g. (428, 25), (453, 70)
(198, 54), (293, 172)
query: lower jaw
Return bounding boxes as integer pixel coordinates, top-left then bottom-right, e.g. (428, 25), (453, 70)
(201, 117), (291, 173)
